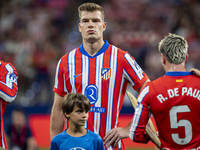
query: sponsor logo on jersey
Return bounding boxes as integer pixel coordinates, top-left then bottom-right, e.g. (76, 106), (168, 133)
(90, 107), (106, 113)
(73, 73), (82, 78)
(85, 84), (106, 113)
(70, 147), (85, 150)
(85, 84), (98, 105)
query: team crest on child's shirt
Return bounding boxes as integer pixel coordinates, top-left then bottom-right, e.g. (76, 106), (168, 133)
(101, 68), (111, 80)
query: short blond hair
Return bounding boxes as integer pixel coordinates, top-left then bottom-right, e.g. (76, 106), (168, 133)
(78, 2), (105, 21)
(158, 33), (188, 64)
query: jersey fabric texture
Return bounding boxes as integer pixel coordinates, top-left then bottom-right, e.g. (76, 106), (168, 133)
(53, 40), (148, 150)
(0, 60), (18, 149)
(130, 72), (200, 150)
(50, 129), (105, 150)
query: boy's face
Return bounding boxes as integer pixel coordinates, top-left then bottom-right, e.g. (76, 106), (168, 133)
(66, 104), (88, 126)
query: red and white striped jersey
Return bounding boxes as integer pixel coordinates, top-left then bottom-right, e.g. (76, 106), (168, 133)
(53, 41), (148, 150)
(0, 60), (18, 149)
(130, 72), (200, 150)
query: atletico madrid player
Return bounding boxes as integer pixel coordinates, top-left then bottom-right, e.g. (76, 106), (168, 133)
(129, 34), (200, 149)
(50, 2), (149, 150)
(0, 60), (18, 149)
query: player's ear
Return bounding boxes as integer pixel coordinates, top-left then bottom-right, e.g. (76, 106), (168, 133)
(160, 54), (166, 65)
(185, 54), (189, 64)
(79, 23), (82, 33)
(103, 22), (106, 32)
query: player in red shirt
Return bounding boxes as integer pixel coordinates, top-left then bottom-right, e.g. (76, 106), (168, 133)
(129, 33), (200, 149)
(50, 2), (149, 150)
(0, 60), (18, 149)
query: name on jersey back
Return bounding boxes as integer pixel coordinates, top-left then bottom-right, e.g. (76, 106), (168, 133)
(157, 87), (200, 103)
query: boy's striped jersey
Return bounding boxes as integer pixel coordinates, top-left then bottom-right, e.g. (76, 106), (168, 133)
(53, 41), (148, 150)
(0, 60), (18, 149)
(130, 72), (200, 150)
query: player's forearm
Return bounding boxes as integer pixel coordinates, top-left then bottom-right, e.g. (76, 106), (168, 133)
(50, 107), (65, 140)
(0, 84), (18, 103)
(129, 108), (150, 143)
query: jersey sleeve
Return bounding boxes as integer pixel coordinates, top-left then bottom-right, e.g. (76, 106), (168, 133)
(129, 84), (151, 143)
(0, 61), (18, 103)
(53, 58), (68, 96)
(96, 134), (105, 150)
(123, 51), (149, 90)
(50, 138), (58, 150)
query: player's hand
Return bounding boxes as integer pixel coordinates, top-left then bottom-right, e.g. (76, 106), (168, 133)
(190, 68), (200, 77)
(103, 127), (129, 148)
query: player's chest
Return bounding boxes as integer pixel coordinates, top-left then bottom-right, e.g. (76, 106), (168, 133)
(65, 57), (122, 82)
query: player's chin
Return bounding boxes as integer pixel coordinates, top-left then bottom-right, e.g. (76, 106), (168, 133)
(86, 37), (98, 43)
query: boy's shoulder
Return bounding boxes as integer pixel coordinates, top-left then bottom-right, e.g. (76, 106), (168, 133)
(52, 130), (67, 141)
(87, 129), (102, 140)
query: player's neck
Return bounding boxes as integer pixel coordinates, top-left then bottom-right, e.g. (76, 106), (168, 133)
(166, 63), (187, 72)
(83, 39), (105, 56)
(66, 125), (87, 137)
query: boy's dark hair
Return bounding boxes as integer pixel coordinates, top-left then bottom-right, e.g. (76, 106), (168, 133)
(62, 93), (91, 120)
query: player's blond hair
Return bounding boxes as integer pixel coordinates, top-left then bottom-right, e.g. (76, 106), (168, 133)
(78, 2), (105, 21)
(62, 93), (91, 120)
(158, 33), (188, 64)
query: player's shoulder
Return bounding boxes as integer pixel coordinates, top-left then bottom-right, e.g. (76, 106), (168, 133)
(60, 48), (78, 59)
(109, 43), (124, 52)
(110, 44), (134, 61)
(0, 60), (8, 67)
(151, 76), (164, 84)
(141, 77), (163, 92)
(0, 60), (17, 71)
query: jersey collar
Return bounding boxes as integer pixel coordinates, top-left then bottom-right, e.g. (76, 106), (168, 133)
(79, 40), (109, 58)
(165, 71), (193, 76)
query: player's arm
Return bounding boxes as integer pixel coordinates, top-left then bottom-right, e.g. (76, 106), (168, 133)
(50, 93), (65, 140)
(129, 88), (151, 144)
(136, 79), (150, 93)
(103, 83), (148, 148)
(104, 52), (150, 147)
(0, 63), (18, 103)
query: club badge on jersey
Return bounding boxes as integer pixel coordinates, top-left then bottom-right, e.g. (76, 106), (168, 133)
(101, 68), (111, 80)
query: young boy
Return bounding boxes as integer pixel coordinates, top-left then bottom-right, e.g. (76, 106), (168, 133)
(50, 93), (105, 150)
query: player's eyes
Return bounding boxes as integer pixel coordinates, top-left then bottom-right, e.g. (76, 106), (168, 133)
(82, 19), (89, 23)
(81, 19), (100, 23)
(92, 19), (100, 22)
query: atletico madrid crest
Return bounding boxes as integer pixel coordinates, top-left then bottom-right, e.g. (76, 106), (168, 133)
(101, 68), (111, 80)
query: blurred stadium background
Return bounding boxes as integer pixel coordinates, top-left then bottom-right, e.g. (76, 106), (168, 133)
(1, 0), (200, 149)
